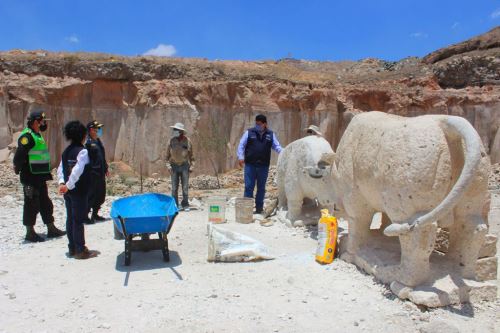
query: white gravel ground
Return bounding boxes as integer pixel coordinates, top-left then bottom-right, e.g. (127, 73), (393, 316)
(0, 189), (498, 333)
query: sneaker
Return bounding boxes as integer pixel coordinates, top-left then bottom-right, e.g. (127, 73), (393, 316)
(254, 208), (263, 214)
(25, 231), (45, 243)
(84, 217), (95, 225)
(183, 207), (191, 212)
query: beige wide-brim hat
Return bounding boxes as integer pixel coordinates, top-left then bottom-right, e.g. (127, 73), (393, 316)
(170, 122), (186, 132)
(305, 125), (322, 135)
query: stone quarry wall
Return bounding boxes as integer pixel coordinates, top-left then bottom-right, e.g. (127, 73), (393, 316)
(0, 76), (342, 176)
(0, 72), (499, 176)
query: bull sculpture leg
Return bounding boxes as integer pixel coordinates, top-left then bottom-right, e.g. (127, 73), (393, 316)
(286, 198), (303, 222)
(447, 214), (487, 279)
(277, 188), (287, 211)
(284, 180), (304, 222)
(345, 207), (375, 257)
(276, 171), (287, 210)
(398, 222), (437, 286)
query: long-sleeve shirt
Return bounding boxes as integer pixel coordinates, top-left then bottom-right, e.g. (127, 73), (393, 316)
(57, 149), (90, 190)
(237, 130), (283, 161)
(166, 136), (195, 167)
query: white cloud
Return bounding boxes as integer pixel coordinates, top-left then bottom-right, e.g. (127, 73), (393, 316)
(451, 22), (459, 29)
(410, 32), (428, 39)
(491, 8), (500, 19)
(143, 44), (177, 57)
(65, 34), (79, 43)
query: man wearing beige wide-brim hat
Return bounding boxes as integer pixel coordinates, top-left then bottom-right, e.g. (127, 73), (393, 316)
(166, 122), (195, 211)
(305, 125), (322, 136)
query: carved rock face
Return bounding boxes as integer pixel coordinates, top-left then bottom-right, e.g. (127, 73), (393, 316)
(0, 27), (499, 176)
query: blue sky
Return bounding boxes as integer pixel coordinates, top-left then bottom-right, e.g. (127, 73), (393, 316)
(1, 0), (499, 61)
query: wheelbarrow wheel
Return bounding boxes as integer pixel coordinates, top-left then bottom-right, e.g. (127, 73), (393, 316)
(160, 232), (170, 262)
(124, 235), (132, 266)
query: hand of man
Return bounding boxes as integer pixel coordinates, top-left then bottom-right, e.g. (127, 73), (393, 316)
(59, 184), (68, 195)
(105, 171), (110, 177)
(238, 160), (244, 168)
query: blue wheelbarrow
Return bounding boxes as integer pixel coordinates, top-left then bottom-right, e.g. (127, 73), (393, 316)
(110, 193), (179, 266)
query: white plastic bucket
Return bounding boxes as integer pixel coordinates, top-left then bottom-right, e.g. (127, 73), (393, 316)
(207, 196), (227, 224)
(235, 197), (254, 224)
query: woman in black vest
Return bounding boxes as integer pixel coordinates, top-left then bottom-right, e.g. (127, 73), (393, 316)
(57, 121), (99, 260)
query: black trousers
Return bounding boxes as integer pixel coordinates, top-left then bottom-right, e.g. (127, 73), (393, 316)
(88, 175), (106, 214)
(64, 192), (87, 253)
(23, 182), (54, 226)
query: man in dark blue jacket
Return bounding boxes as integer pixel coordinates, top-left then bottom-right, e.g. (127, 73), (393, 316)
(237, 114), (282, 214)
(85, 120), (109, 223)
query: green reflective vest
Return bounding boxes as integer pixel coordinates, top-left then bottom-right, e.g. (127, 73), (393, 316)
(21, 127), (51, 174)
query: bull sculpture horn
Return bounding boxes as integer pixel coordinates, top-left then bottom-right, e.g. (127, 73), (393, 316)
(383, 223), (413, 236)
(319, 152), (336, 165)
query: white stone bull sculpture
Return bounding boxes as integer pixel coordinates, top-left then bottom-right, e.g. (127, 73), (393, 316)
(323, 111), (491, 291)
(276, 136), (335, 223)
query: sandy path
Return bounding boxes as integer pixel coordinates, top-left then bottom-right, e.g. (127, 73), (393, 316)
(0, 191), (498, 333)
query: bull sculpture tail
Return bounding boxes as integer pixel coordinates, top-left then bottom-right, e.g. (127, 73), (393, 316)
(384, 116), (482, 237)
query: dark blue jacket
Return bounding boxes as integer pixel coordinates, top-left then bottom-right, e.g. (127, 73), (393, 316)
(85, 137), (108, 177)
(244, 128), (274, 166)
(62, 144), (91, 196)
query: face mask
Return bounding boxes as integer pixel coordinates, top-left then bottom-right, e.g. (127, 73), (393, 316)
(173, 130), (180, 138)
(255, 124), (263, 132)
(39, 121), (48, 132)
(97, 128), (103, 138)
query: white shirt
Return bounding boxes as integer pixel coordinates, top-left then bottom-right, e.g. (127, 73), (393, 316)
(57, 149), (90, 190)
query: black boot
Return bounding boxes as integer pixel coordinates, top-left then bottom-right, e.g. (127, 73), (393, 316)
(47, 223), (66, 238)
(92, 210), (106, 222)
(84, 215), (95, 224)
(25, 226), (45, 242)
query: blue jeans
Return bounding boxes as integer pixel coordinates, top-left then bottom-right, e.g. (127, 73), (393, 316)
(64, 192), (87, 253)
(171, 163), (190, 208)
(244, 163), (269, 210)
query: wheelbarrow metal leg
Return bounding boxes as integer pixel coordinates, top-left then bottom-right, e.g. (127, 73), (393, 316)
(160, 232), (170, 262)
(124, 235), (132, 266)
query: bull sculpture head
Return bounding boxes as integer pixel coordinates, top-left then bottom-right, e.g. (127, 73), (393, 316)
(302, 152), (342, 211)
(303, 152), (337, 178)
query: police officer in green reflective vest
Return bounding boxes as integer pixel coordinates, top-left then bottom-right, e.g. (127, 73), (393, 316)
(13, 110), (66, 242)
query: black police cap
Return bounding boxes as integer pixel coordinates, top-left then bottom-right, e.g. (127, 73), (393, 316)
(27, 110), (50, 121)
(87, 120), (103, 129)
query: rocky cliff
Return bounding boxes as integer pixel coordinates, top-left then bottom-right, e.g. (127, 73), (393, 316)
(0, 27), (499, 175)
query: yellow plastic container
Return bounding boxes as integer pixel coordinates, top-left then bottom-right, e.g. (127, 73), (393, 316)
(315, 209), (338, 264)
